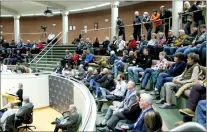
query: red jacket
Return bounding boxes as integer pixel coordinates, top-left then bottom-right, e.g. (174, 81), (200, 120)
(36, 43), (43, 50)
(129, 40), (137, 49)
(72, 54), (79, 61)
(151, 13), (162, 27)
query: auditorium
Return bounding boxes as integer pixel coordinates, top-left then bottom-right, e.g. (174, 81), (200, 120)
(0, 0), (206, 132)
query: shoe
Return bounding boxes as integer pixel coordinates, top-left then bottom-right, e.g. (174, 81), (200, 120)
(153, 95), (160, 100)
(150, 90), (159, 95)
(96, 123), (106, 127)
(175, 121), (184, 126)
(51, 121), (56, 125)
(99, 98), (108, 102)
(97, 126), (111, 132)
(156, 98), (165, 104)
(179, 108), (195, 117)
(140, 86), (145, 90)
(159, 103), (172, 109)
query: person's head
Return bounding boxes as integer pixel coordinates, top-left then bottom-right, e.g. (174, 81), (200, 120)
(160, 6), (165, 12)
(113, 36), (117, 40)
(118, 35), (123, 40)
(158, 32), (164, 38)
(143, 48), (149, 55)
(151, 33), (157, 39)
(68, 104), (77, 113)
(123, 50), (128, 56)
(87, 67), (93, 73)
(195, 1), (202, 6)
(65, 49), (69, 54)
(184, 1), (191, 9)
(8, 103), (15, 109)
(127, 80), (135, 90)
(38, 40), (41, 43)
(105, 37), (109, 41)
(117, 73), (125, 81)
(108, 73), (113, 78)
(168, 30), (173, 37)
(80, 38), (84, 42)
(141, 34), (146, 40)
(3, 40), (7, 43)
(179, 30), (185, 36)
(153, 9), (157, 15)
(136, 92), (141, 102)
(139, 93), (153, 110)
(144, 111), (163, 132)
(86, 38), (90, 42)
(110, 50), (115, 56)
(23, 96), (30, 104)
(86, 49), (90, 54)
(18, 83), (23, 89)
(102, 68), (109, 74)
(129, 51), (134, 56)
(174, 52), (185, 62)
(27, 40), (30, 43)
(143, 12), (149, 17)
(93, 69), (98, 74)
(134, 11), (139, 16)
(83, 50), (87, 54)
(201, 25), (206, 32)
(95, 37), (99, 42)
(79, 64), (84, 69)
(187, 53), (199, 65)
(159, 52), (166, 60)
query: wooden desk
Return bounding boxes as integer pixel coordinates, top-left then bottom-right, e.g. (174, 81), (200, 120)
(1, 93), (21, 107)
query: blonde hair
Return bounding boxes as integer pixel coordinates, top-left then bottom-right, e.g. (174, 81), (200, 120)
(184, 1), (191, 8)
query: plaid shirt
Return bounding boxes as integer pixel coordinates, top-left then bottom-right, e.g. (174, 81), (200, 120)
(152, 59), (168, 70)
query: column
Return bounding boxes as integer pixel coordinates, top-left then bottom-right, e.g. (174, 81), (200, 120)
(111, 1), (119, 40)
(14, 15), (20, 43)
(172, 0), (183, 36)
(62, 11), (69, 45)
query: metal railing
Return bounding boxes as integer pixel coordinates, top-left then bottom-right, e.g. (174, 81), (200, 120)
(29, 31), (62, 64)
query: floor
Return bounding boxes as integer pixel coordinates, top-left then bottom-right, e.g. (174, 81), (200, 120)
(27, 107), (62, 131)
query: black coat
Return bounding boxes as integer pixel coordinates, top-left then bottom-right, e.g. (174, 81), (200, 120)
(122, 103), (142, 122)
(133, 16), (142, 28)
(138, 54), (152, 69)
(160, 9), (172, 25)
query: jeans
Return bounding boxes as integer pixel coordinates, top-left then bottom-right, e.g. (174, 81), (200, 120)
(183, 45), (200, 56)
(107, 112), (126, 129)
(145, 27), (152, 40)
(154, 24), (163, 34)
(89, 79), (100, 95)
(133, 26), (141, 41)
(199, 41), (206, 66)
(100, 88), (113, 99)
(163, 46), (177, 55)
(184, 22), (192, 35)
(196, 100), (206, 127)
(105, 105), (116, 120)
(113, 64), (118, 78)
(176, 46), (190, 53)
(141, 68), (154, 88)
(128, 67), (144, 83)
(155, 73), (173, 90)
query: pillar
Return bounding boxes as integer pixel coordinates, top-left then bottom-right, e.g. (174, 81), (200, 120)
(62, 11), (69, 45)
(111, 1), (119, 40)
(172, 0), (183, 36)
(14, 15), (20, 43)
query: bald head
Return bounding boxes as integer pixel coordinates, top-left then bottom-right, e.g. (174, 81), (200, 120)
(134, 11), (139, 16)
(127, 80), (135, 90)
(23, 96), (30, 103)
(69, 104), (76, 112)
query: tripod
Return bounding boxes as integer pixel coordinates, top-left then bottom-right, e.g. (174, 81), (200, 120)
(40, 30), (48, 43)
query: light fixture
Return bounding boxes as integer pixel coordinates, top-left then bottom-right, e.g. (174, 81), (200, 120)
(44, 7), (54, 17)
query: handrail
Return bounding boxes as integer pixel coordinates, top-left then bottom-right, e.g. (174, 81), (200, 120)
(169, 122), (206, 132)
(29, 31), (62, 64)
(35, 31), (67, 64)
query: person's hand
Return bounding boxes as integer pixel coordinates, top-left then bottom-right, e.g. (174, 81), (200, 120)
(191, 42), (195, 46)
(173, 79), (180, 84)
(121, 125), (129, 130)
(196, 80), (203, 86)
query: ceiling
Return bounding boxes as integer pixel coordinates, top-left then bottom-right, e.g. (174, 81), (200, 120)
(0, 1), (142, 17)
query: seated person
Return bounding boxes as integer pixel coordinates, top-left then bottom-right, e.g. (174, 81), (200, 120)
(141, 51), (168, 90)
(138, 34), (148, 54)
(93, 37), (100, 48)
(2, 40), (9, 50)
(100, 37), (110, 55)
(60, 50), (73, 67)
(113, 50), (128, 78)
(71, 51), (79, 68)
(31, 40), (43, 54)
(164, 30), (187, 55)
(96, 81), (137, 127)
(127, 35), (137, 51)
(196, 100), (206, 128)
(175, 79), (206, 126)
(53, 62), (63, 74)
(76, 38), (85, 54)
(74, 64), (85, 80)
(127, 51), (136, 66)
(81, 50), (94, 71)
(176, 25), (206, 56)
(0, 103), (18, 131)
(16, 50), (25, 63)
(78, 50), (87, 65)
(52, 104), (79, 132)
(152, 32), (166, 59)
(128, 48), (152, 84)
(150, 52), (186, 99)
(97, 92), (141, 132)
(24, 40), (33, 51)
(85, 38), (94, 54)
(83, 69), (100, 87)
(25, 51), (33, 63)
(15, 97), (34, 127)
(119, 93), (153, 132)
(62, 65), (75, 77)
(81, 67), (94, 83)
(10, 40), (17, 49)
(163, 30), (177, 54)
(116, 36), (126, 53)
(17, 39), (24, 50)
(158, 53), (201, 109)
(144, 111), (163, 132)
(108, 50), (118, 68)
(96, 56), (108, 69)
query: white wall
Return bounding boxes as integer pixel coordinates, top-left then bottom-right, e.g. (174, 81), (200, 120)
(1, 73), (49, 109)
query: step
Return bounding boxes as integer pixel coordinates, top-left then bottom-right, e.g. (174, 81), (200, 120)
(37, 61), (58, 64)
(31, 63), (56, 68)
(30, 66), (54, 71)
(33, 58), (62, 61)
(45, 46), (77, 50)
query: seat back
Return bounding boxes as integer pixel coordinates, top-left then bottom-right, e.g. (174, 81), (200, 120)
(22, 106), (34, 124)
(5, 114), (16, 132)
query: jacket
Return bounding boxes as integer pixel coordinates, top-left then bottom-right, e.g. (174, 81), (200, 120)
(181, 8), (193, 24)
(150, 13), (162, 27)
(100, 77), (115, 90)
(193, 31), (206, 45)
(189, 4), (203, 22)
(122, 102), (142, 122)
(165, 35), (177, 45)
(96, 73), (108, 84)
(167, 61), (186, 77)
(128, 55), (136, 66)
(137, 54), (152, 69)
(85, 53), (94, 63)
(142, 15), (152, 29)
(108, 55), (118, 65)
(129, 39), (137, 50)
(174, 34), (188, 47)
(133, 16), (142, 28)
(16, 102), (34, 120)
(128, 107), (153, 132)
(160, 9), (172, 24)
(155, 37), (166, 46)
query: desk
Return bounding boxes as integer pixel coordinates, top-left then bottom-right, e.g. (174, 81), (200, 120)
(1, 93), (21, 107)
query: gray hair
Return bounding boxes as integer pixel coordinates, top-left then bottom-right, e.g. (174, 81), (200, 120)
(188, 53), (199, 63)
(184, 1), (191, 8)
(23, 96), (30, 103)
(88, 67), (93, 71)
(110, 50), (115, 55)
(140, 93), (153, 105)
(159, 51), (166, 57)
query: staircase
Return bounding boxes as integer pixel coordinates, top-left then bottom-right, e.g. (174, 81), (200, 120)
(30, 45), (77, 72)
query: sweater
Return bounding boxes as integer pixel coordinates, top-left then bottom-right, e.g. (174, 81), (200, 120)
(167, 61), (186, 76)
(85, 53), (93, 63)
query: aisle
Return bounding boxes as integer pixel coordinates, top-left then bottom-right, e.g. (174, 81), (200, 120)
(28, 107), (62, 131)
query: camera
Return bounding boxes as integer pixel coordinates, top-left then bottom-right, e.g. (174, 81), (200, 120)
(41, 26), (47, 31)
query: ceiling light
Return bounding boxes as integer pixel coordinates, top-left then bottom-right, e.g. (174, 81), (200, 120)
(44, 7), (53, 17)
(83, 6), (96, 10)
(96, 3), (111, 7)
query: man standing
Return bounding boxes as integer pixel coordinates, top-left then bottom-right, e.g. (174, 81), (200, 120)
(160, 6), (172, 38)
(151, 9), (163, 34)
(142, 12), (152, 40)
(133, 11), (142, 41)
(117, 17), (126, 41)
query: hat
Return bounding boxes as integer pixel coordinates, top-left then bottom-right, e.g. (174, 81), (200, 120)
(153, 9), (157, 12)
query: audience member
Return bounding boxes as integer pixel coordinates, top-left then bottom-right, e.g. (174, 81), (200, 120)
(151, 9), (163, 33)
(196, 100), (206, 127)
(160, 6), (172, 38)
(93, 37), (100, 48)
(181, 1), (192, 35)
(127, 35), (137, 51)
(61, 49), (73, 67)
(142, 12), (152, 40)
(116, 36), (126, 53)
(117, 17), (126, 41)
(53, 62), (63, 74)
(133, 11), (142, 41)
(81, 50), (94, 71)
(163, 30), (177, 55)
(108, 50), (118, 68)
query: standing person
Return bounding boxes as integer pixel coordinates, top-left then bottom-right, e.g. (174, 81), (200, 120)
(142, 12), (152, 40)
(160, 6), (172, 38)
(16, 83), (23, 106)
(133, 11), (142, 41)
(151, 9), (163, 34)
(117, 17), (126, 41)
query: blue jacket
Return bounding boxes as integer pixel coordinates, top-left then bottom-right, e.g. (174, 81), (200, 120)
(25, 43), (33, 48)
(128, 107), (153, 132)
(167, 61), (186, 76)
(85, 53), (94, 63)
